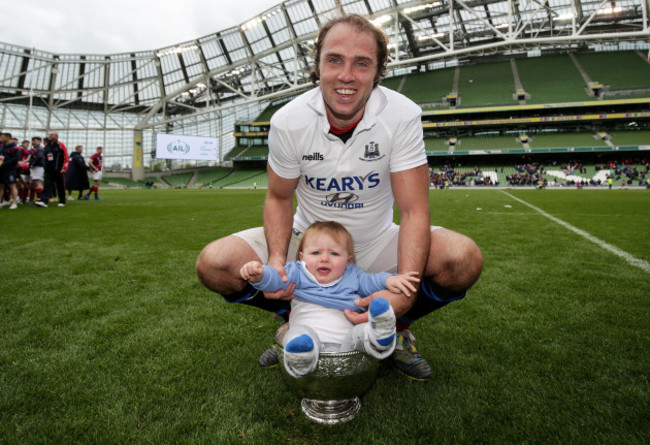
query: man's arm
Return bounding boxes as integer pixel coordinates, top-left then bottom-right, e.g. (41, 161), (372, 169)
(263, 165), (299, 282)
(392, 163), (431, 279)
(345, 163), (430, 322)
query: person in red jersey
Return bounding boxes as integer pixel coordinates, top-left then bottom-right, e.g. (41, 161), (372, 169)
(85, 146), (103, 201)
(17, 140), (31, 204)
(29, 137), (45, 205)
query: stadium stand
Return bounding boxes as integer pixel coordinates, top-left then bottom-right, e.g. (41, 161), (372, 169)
(527, 132), (610, 149)
(212, 169), (267, 188)
(399, 69), (456, 107)
(576, 51), (650, 97)
(161, 172), (193, 188)
(100, 177), (142, 188)
(236, 145), (269, 159)
(516, 54), (596, 104)
(451, 135), (524, 151)
(457, 61), (517, 107)
(378, 76), (404, 93)
(610, 130), (650, 145)
(257, 99), (293, 122)
(141, 176), (165, 188)
(195, 167), (234, 187)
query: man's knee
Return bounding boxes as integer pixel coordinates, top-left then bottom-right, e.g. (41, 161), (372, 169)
(195, 240), (220, 289)
(428, 229), (483, 292)
(196, 236), (258, 295)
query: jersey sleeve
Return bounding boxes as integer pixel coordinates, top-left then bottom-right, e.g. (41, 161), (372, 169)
(250, 262), (301, 292)
(251, 265), (285, 292)
(267, 115), (301, 179)
(389, 113), (427, 173)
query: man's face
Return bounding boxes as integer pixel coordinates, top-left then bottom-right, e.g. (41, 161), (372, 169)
(0, 135), (7, 144)
(21, 141), (29, 149)
(317, 23), (379, 129)
(32, 139), (40, 147)
(97, 148), (103, 154)
(48, 132), (57, 142)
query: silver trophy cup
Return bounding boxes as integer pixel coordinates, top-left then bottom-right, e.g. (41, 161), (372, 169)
(277, 346), (380, 424)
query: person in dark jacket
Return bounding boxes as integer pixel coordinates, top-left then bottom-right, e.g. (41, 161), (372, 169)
(37, 131), (69, 208)
(65, 145), (90, 200)
(0, 132), (20, 209)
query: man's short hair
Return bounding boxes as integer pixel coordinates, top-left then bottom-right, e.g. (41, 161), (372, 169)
(32, 136), (42, 142)
(309, 14), (389, 88)
(1, 132), (12, 138)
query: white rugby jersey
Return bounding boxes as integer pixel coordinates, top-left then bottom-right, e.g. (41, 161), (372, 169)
(268, 86), (427, 247)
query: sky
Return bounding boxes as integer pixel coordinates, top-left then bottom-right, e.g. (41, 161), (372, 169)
(1, 0), (278, 54)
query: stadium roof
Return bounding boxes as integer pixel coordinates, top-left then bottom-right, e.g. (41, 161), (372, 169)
(0, 0), (648, 130)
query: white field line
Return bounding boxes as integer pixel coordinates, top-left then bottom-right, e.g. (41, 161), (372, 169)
(501, 191), (650, 274)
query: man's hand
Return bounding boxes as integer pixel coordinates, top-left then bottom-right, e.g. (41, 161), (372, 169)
(263, 256), (296, 300)
(344, 289), (416, 324)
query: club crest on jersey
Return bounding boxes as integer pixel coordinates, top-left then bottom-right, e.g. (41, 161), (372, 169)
(360, 141), (385, 161)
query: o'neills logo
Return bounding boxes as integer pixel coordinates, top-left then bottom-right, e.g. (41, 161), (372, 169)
(302, 152), (324, 161)
(167, 140), (190, 154)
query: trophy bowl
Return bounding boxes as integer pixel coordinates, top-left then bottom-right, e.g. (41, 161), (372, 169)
(277, 345), (380, 424)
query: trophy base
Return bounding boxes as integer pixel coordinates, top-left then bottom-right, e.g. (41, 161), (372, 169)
(300, 397), (361, 425)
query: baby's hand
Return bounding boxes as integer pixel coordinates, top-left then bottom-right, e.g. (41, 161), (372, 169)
(240, 261), (264, 283)
(386, 271), (420, 297)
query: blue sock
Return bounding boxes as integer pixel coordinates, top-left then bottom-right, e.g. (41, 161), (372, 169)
(285, 334), (314, 353)
(284, 334), (318, 377)
(369, 298), (396, 348)
(370, 297), (390, 317)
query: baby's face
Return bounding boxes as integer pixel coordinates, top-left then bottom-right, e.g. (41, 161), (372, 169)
(299, 232), (351, 284)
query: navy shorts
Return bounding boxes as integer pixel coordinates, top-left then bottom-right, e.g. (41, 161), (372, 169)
(0, 168), (17, 185)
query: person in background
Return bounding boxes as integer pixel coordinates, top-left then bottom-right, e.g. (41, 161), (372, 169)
(39, 131), (69, 208)
(65, 145), (91, 200)
(0, 132), (20, 210)
(85, 146), (103, 200)
(29, 137), (46, 206)
(17, 140), (31, 204)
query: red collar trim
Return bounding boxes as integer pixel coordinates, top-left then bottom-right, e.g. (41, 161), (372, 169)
(329, 118), (361, 135)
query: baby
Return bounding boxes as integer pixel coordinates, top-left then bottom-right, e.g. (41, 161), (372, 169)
(240, 221), (419, 378)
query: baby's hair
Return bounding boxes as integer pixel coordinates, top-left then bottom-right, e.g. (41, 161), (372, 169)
(296, 221), (356, 263)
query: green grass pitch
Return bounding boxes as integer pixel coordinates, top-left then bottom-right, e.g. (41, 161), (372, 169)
(1, 188), (649, 444)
